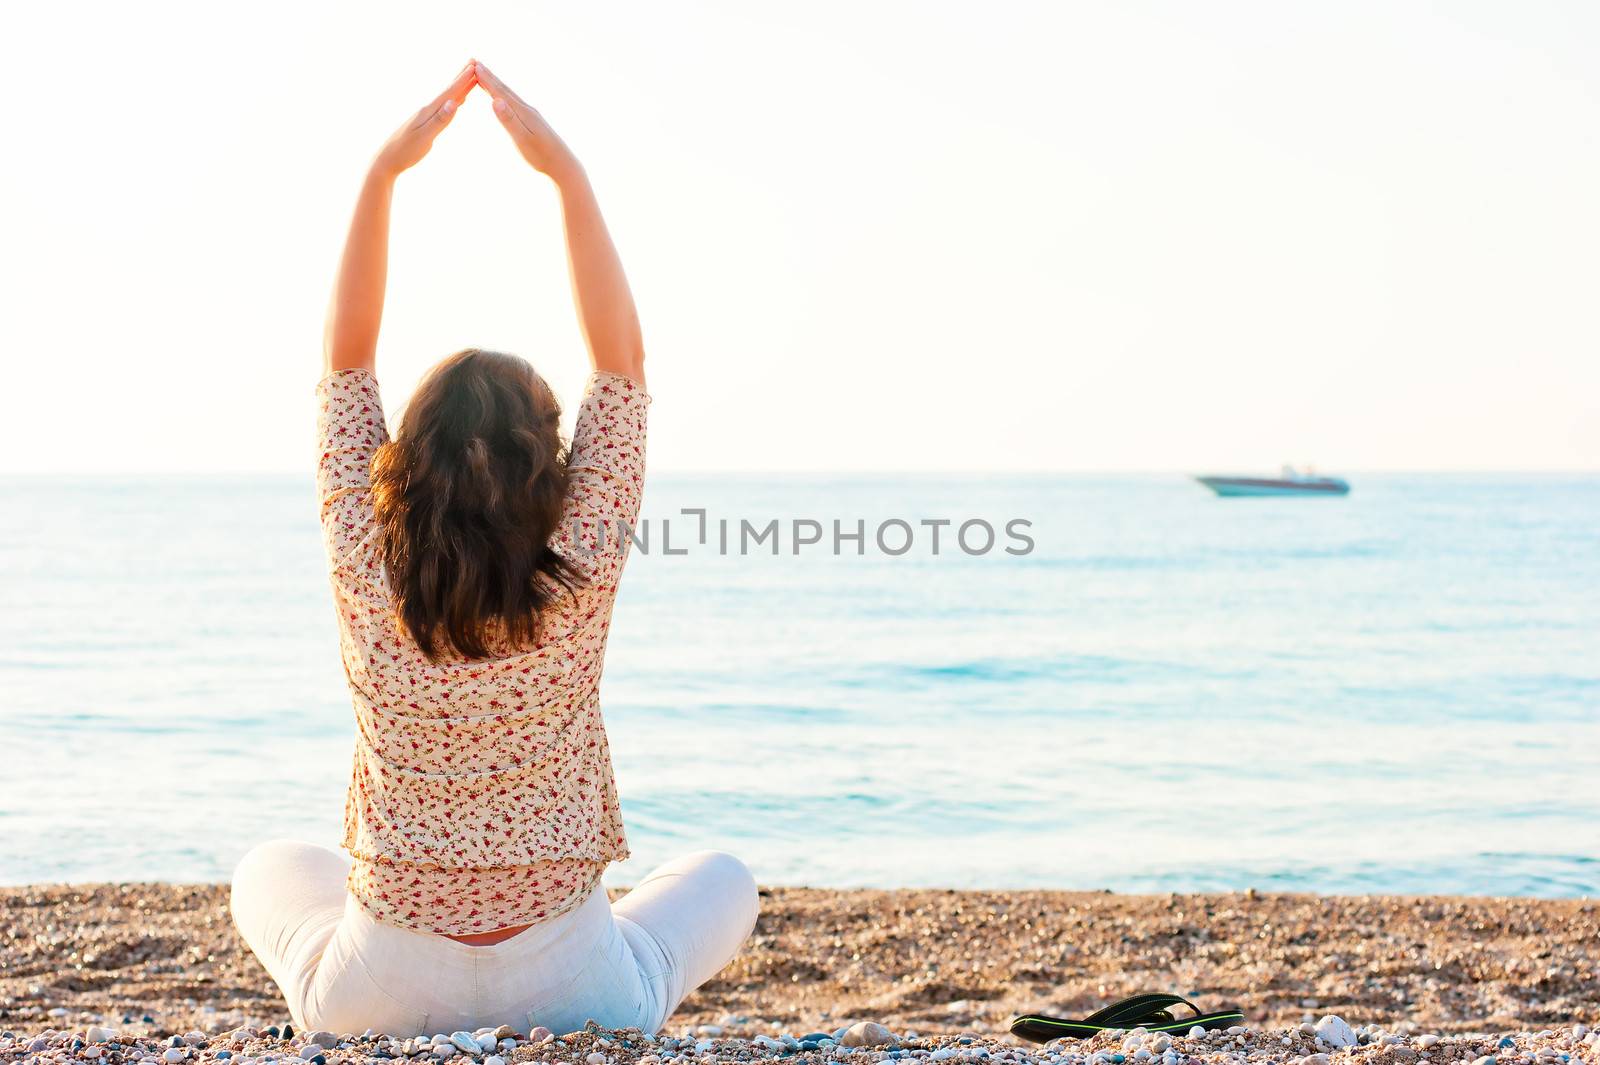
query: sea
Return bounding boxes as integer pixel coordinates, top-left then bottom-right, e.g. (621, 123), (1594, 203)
(1, 473), (1596, 896)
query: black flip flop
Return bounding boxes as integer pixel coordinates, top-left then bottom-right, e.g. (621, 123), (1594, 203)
(1010, 993), (1244, 1043)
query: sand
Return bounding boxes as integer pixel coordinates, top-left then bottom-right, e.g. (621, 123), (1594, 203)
(1, 884), (1595, 1064)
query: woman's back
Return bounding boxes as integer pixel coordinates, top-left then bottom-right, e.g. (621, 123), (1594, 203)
(316, 365), (649, 934)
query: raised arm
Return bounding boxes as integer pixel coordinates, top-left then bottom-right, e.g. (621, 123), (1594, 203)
(475, 61), (646, 386)
(322, 63), (477, 377)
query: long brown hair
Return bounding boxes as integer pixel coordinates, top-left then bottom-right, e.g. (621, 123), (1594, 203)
(370, 348), (583, 661)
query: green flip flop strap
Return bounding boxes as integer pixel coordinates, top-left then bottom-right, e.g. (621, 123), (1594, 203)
(1081, 993), (1199, 1028)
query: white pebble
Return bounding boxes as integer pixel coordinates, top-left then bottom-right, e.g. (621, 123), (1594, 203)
(1418, 1036), (1441, 1049)
(164, 1051), (185, 1064)
(485, 1058), (505, 1065)
(589, 1053), (608, 1065)
(1314, 1016), (1357, 1050)
(841, 1024), (897, 1050)
(433, 1046), (458, 1060)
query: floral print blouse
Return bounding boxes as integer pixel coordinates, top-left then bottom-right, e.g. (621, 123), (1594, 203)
(314, 366), (648, 935)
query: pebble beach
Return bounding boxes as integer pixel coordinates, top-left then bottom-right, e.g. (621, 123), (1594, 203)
(2, 885), (1594, 1065)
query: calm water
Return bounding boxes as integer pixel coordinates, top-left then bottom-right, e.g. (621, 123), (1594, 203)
(1, 474), (1596, 896)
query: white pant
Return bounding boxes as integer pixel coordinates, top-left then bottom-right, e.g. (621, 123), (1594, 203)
(229, 842), (759, 1037)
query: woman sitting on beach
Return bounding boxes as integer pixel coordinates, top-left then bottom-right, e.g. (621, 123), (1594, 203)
(229, 60), (758, 1039)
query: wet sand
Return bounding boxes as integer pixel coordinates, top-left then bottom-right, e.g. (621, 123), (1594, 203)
(1, 884), (1595, 1062)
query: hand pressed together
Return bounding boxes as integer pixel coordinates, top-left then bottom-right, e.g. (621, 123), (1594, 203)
(370, 59), (580, 184)
(372, 61), (475, 178)
(474, 60), (583, 182)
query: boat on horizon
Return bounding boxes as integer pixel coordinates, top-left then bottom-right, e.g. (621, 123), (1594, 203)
(1195, 466), (1350, 497)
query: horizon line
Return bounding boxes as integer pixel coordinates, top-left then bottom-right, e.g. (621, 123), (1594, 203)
(2, 467), (1598, 479)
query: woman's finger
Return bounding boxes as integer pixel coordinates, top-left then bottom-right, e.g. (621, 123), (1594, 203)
(473, 61), (523, 106)
(408, 64), (475, 131)
(410, 91), (463, 132)
(490, 96), (527, 138)
(428, 63), (478, 112)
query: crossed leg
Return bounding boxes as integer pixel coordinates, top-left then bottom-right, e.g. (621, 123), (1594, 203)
(228, 839), (351, 1031)
(611, 850), (761, 1033)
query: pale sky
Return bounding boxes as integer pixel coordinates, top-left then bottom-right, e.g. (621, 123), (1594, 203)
(3, 0), (1596, 473)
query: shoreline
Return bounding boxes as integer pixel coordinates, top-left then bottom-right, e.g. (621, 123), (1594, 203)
(1, 884), (1595, 1063)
